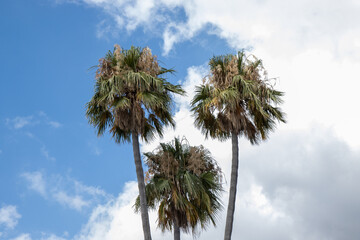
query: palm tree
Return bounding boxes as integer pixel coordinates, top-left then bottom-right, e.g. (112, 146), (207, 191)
(135, 137), (223, 240)
(86, 45), (185, 240)
(191, 51), (286, 240)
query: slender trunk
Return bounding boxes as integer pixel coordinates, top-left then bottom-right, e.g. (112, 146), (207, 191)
(173, 216), (180, 240)
(224, 132), (239, 240)
(132, 132), (152, 240)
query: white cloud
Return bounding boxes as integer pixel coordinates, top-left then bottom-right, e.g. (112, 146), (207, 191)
(38, 112), (62, 128)
(48, 121), (62, 128)
(21, 171), (109, 212)
(10, 234), (32, 240)
(53, 191), (90, 211)
(64, 0), (360, 55)
(73, 181), (174, 240)
(21, 171), (47, 197)
(5, 112), (62, 130)
(0, 205), (21, 229)
(73, 180), (108, 198)
(41, 234), (67, 240)
(88, 141), (102, 156)
(9, 233), (67, 240)
(11, 233), (31, 240)
(6, 116), (33, 129)
(41, 146), (56, 162)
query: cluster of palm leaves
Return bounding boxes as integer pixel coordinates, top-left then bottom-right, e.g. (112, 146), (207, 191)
(135, 137), (223, 240)
(86, 45), (285, 240)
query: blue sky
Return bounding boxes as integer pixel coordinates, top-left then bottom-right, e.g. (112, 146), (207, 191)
(1, 0), (360, 239)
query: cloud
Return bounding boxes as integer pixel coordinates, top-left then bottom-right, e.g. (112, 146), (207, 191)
(21, 171), (109, 212)
(87, 141), (102, 156)
(10, 233), (67, 240)
(21, 171), (47, 197)
(73, 180), (108, 198)
(6, 116), (33, 129)
(0, 205), (21, 229)
(53, 191), (90, 211)
(41, 146), (56, 162)
(73, 181), (174, 240)
(10, 234), (32, 240)
(5, 112), (62, 130)
(47, 121), (62, 128)
(38, 112), (62, 128)
(241, 126), (360, 239)
(63, 0), (360, 55)
(41, 234), (67, 240)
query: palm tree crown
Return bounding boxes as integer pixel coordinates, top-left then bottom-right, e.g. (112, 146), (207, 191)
(135, 137), (223, 238)
(86, 45), (185, 142)
(191, 50), (285, 142)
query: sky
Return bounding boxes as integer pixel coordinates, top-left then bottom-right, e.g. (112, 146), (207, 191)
(1, 0), (360, 239)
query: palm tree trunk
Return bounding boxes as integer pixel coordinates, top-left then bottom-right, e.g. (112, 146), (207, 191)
(173, 216), (180, 240)
(224, 132), (239, 240)
(132, 131), (152, 240)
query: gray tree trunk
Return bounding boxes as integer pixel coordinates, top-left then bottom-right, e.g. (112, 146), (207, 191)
(173, 217), (180, 240)
(224, 132), (239, 240)
(132, 132), (152, 240)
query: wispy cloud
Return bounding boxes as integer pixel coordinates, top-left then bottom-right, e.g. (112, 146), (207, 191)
(87, 141), (102, 156)
(67, 0), (360, 56)
(73, 180), (107, 198)
(41, 234), (67, 240)
(41, 146), (56, 162)
(11, 232), (68, 240)
(47, 121), (62, 128)
(5, 112), (62, 130)
(10, 233), (32, 240)
(38, 111), (62, 128)
(21, 172), (47, 197)
(53, 192), (90, 211)
(6, 116), (34, 129)
(0, 205), (21, 229)
(21, 171), (110, 212)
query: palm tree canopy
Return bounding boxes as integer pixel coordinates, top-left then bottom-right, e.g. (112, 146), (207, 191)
(86, 45), (185, 143)
(135, 137), (223, 234)
(191, 50), (286, 144)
